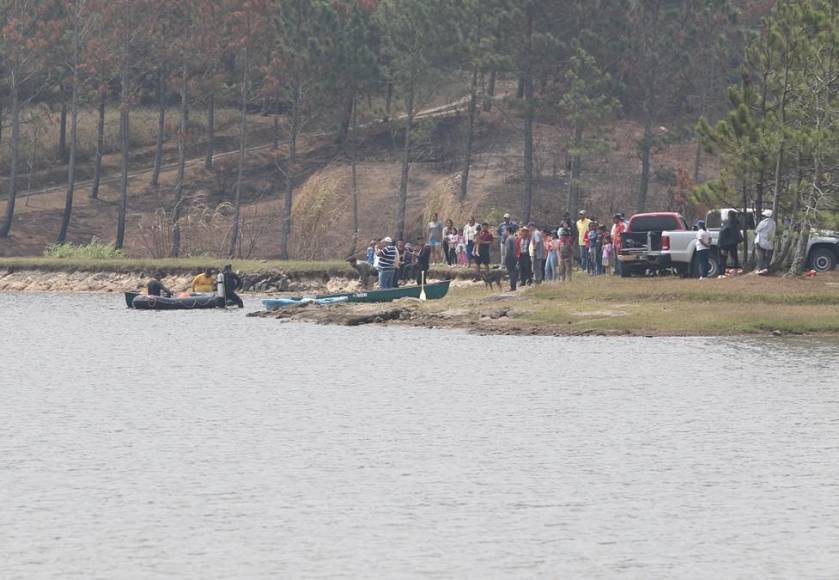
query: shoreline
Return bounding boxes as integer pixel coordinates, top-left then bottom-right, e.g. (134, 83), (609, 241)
(3, 258), (839, 338)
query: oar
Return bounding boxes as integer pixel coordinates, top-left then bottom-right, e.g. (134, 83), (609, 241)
(419, 271), (427, 301)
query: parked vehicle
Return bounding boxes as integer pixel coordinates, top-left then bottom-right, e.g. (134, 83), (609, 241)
(617, 212), (689, 277)
(661, 209), (839, 277)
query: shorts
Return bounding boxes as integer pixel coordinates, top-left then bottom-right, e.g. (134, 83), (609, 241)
(477, 245), (491, 265)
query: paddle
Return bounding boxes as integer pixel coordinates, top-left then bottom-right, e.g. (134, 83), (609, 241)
(419, 271), (427, 301)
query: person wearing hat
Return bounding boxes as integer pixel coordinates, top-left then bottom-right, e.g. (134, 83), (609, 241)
(695, 220), (712, 279)
(376, 237), (398, 289)
(576, 210), (592, 272)
(717, 210), (743, 277)
(754, 209), (776, 274)
(497, 213), (518, 267)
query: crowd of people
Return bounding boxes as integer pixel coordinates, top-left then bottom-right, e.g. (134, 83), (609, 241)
(362, 209), (633, 291)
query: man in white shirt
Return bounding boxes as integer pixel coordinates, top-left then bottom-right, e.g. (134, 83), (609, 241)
(695, 220), (713, 279)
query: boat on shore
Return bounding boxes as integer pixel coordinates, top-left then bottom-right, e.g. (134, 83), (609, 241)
(262, 280), (451, 311)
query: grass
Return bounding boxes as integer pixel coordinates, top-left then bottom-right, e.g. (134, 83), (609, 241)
(424, 273), (839, 336)
(44, 241), (125, 260)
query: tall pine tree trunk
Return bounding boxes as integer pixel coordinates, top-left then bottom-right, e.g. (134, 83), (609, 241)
(396, 76), (415, 241)
(348, 96), (360, 258)
(228, 47), (248, 258)
(115, 69), (130, 251)
(483, 69), (496, 112)
(521, 11), (535, 223)
(91, 91), (106, 199)
(568, 122), (582, 216)
(637, 111), (653, 213)
(57, 13), (81, 244)
(459, 66), (479, 202)
(279, 84), (301, 260)
(171, 64), (188, 257)
(205, 88), (215, 169)
(59, 87), (68, 163)
(151, 68), (166, 188)
(0, 71), (20, 238)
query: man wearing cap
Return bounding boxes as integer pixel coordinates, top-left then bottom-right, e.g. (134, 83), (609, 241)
(497, 213), (518, 267)
(376, 237), (398, 289)
(754, 209), (776, 274)
(576, 210), (592, 271)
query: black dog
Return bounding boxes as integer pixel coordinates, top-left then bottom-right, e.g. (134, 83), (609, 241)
(477, 269), (505, 291)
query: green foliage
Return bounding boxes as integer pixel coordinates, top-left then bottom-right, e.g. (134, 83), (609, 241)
(44, 241), (125, 260)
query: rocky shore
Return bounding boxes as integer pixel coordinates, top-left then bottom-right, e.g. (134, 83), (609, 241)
(0, 267), (362, 295)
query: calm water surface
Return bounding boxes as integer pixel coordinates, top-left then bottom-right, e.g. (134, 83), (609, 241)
(1, 292), (839, 579)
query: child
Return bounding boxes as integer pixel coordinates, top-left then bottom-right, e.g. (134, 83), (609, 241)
(366, 240), (376, 264)
(456, 232), (468, 266)
(601, 234), (613, 275)
(558, 228), (574, 282)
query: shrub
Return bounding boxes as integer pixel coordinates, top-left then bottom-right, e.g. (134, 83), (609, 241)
(44, 240), (125, 259)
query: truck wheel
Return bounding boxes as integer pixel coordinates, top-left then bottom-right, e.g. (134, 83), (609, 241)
(808, 248), (837, 272)
(707, 255), (721, 278)
(620, 265), (633, 278)
(690, 254), (720, 278)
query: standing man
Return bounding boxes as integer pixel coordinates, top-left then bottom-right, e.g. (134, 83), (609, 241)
(695, 220), (712, 279)
(754, 209), (776, 275)
(376, 237), (398, 289)
(717, 210), (743, 277)
(463, 216), (479, 266)
(497, 213), (518, 267)
(529, 223), (545, 284)
(428, 213), (444, 264)
(221, 264), (244, 308)
(576, 210), (592, 271)
(610, 213), (626, 275)
(415, 238), (431, 285)
(504, 227), (519, 290)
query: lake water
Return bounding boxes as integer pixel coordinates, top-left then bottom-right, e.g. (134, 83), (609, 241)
(2, 292), (839, 579)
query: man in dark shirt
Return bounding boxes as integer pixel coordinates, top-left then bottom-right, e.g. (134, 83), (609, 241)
(415, 238), (431, 285)
(147, 273), (172, 297)
(221, 264), (244, 308)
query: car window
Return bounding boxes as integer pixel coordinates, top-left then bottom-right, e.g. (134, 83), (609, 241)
(630, 215), (680, 232)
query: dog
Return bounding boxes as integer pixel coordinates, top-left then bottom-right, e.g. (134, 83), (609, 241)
(347, 257), (378, 289)
(477, 269), (505, 291)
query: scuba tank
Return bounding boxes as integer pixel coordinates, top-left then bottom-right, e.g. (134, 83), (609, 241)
(216, 272), (226, 299)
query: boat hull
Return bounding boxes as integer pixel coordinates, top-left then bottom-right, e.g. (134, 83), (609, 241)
(132, 294), (225, 310)
(263, 280), (451, 311)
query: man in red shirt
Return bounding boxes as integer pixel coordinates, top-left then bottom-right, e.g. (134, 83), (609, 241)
(610, 213), (626, 276)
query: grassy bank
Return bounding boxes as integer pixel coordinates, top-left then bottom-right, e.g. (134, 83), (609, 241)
(419, 274), (839, 336)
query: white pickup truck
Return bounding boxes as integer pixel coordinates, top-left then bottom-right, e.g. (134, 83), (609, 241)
(660, 209), (839, 277)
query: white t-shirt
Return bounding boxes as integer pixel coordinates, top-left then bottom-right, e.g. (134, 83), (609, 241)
(696, 229), (712, 250)
(463, 223), (479, 242)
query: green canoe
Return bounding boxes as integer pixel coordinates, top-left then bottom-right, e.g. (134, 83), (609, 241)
(288, 280), (451, 304)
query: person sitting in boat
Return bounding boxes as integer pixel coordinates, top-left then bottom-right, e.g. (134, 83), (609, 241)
(191, 268), (215, 293)
(146, 272), (172, 297)
(221, 264), (244, 308)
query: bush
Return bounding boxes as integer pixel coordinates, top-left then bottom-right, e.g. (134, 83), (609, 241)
(44, 240), (125, 259)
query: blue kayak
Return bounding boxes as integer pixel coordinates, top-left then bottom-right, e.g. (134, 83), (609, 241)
(262, 296), (349, 311)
